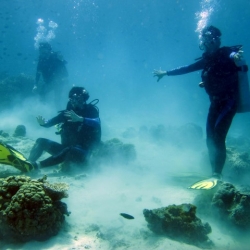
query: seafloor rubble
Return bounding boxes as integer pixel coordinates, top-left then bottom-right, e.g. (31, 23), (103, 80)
(194, 182), (250, 229)
(143, 203), (213, 249)
(226, 147), (250, 179)
(0, 175), (69, 242)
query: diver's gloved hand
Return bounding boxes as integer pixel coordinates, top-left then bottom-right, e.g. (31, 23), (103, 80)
(64, 110), (84, 122)
(36, 115), (46, 126)
(153, 68), (167, 82)
(232, 50), (244, 63)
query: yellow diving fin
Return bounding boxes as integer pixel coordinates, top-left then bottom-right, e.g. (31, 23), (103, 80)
(188, 177), (219, 190)
(0, 141), (34, 172)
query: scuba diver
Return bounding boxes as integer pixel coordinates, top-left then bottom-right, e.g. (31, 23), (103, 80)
(153, 25), (248, 189)
(33, 42), (68, 107)
(28, 86), (101, 172)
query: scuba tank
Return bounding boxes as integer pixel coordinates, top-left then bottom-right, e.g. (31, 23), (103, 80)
(236, 58), (250, 113)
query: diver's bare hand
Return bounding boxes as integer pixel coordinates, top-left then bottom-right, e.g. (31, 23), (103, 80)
(36, 115), (46, 126)
(153, 68), (167, 82)
(233, 50), (244, 63)
(64, 110), (84, 122)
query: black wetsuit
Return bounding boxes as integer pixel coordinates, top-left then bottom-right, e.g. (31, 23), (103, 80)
(167, 46), (241, 174)
(29, 102), (101, 169)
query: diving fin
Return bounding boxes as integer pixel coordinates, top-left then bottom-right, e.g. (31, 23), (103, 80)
(0, 141), (34, 172)
(188, 177), (219, 190)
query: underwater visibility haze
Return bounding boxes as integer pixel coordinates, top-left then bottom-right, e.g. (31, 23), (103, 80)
(1, 0), (250, 249)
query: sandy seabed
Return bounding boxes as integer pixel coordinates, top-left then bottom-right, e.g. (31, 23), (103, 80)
(0, 170), (249, 250)
(0, 137), (250, 250)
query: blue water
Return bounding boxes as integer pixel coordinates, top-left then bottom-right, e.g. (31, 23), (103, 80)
(1, 0), (250, 127)
(1, 0), (250, 249)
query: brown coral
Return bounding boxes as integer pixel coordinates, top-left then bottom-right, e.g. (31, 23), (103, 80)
(194, 182), (250, 229)
(211, 182), (250, 228)
(0, 175), (69, 241)
(143, 203), (213, 249)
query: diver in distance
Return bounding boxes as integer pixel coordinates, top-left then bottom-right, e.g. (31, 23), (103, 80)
(153, 25), (249, 189)
(33, 42), (68, 106)
(28, 86), (101, 173)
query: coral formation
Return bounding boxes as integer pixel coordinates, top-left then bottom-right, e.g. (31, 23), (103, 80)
(0, 175), (69, 241)
(226, 147), (250, 178)
(227, 135), (250, 150)
(43, 180), (69, 201)
(194, 182), (250, 229)
(143, 203), (213, 248)
(211, 182), (250, 228)
(13, 125), (26, 137)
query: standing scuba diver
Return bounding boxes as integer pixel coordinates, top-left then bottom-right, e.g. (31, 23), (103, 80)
(153, 25), (249, 189)
(29, 86), (101, 173)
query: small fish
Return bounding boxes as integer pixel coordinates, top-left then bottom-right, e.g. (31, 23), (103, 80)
(120, 213), (134, 220)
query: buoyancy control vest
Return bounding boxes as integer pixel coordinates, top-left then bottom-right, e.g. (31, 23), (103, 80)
(201, 46), (240, 97)
(201, 45), (250, 113)
(60, 99), (101, 149)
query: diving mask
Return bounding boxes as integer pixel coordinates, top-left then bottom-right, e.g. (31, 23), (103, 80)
(199, 31), (220, 50)
(69, 93), (85, 104)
